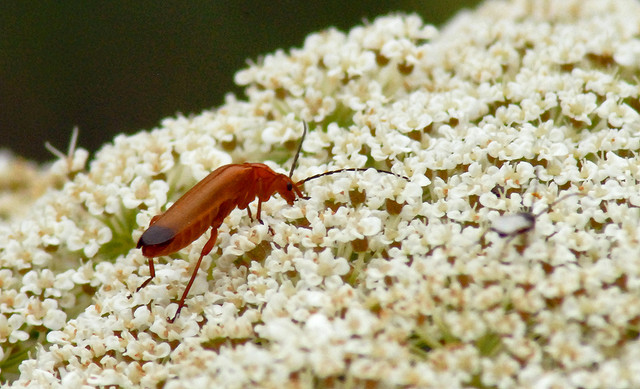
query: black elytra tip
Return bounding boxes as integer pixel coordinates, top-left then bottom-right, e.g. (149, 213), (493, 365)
(137, 225), (176, 248)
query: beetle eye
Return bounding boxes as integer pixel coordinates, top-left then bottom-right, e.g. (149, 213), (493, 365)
(286, 182), (293, 191)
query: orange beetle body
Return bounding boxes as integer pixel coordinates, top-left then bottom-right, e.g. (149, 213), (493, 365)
(138, 163), (302, 257)
(135, 122), (408, 322)
(136, 162), (303, 322)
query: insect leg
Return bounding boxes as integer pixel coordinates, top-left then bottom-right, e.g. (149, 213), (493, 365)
(169, 227), (220, 322)
(256, 199), (263, 224)
(136, 257), (156, 292)
(245, 198), (263, 224)
(255, 199), (274, 234)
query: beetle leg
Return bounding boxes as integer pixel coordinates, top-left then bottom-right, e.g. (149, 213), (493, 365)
(136, 257), (156, 292)
(256, 200), (263, 224)
(169, 228), (219, 323)
(246, 206), (254, 223)
(149, 214), (162, 225)
(134, 213), (164, 293)
(254, 199), (274, 236)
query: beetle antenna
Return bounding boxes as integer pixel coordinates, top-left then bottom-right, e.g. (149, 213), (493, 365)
(289, 121), (307, 178)
(297, 168), (409, 185)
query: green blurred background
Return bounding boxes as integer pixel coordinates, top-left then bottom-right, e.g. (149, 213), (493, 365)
(1, 1), (480, 162)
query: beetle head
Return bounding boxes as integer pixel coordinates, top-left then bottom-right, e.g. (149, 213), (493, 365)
(276, 174), (304, 205)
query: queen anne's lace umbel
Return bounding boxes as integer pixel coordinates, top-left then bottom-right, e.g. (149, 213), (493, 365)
(3, 0), (640, 387)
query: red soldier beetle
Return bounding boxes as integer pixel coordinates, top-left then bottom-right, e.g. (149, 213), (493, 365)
(136, 122), (409, 322)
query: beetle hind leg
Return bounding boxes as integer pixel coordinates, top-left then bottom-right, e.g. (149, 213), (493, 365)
(169, 228), (219, 323)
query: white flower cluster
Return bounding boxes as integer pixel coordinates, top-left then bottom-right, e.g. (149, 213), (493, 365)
(3, 0), (640, 387)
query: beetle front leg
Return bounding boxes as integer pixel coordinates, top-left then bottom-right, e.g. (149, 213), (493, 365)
(246, 206), (254, 223)
(256, 200), (263, 224)
(254, 199), (275, 235)
(246, 201), (264, 225)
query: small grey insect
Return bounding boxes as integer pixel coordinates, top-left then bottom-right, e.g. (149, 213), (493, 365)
(489, 192), (584, 242)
